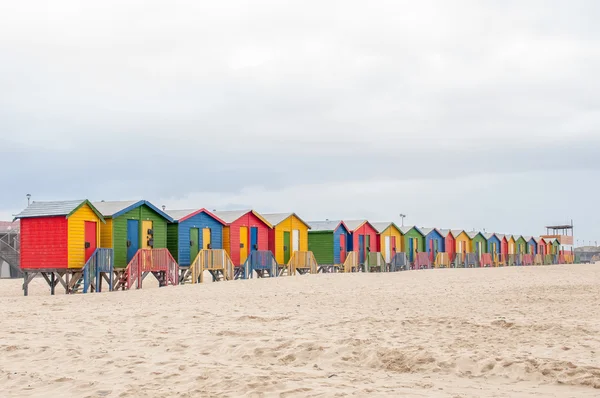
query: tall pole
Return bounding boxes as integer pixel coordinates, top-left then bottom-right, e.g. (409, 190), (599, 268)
(26, 194), (31, 206)
(399, 214), (406, 227)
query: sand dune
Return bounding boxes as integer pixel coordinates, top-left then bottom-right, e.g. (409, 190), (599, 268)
(0, 264), (599, 397)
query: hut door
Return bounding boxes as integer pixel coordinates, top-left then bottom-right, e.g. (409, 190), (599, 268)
(384, 236), (391, 263)
(239, 226), (248, 264)
(292, 229), (300, 253)
(358, 235), (365, 263)
(202, 228), (211, 249)
(250, 227), (258, 251)
(339, 234), (346, 263)
(391, 236), (396, 256)
(84, 221), (97, 262)
(190, 228), (199, 263)
(283, 231), (291, 264)
(408, 238), (414, 263)
(126, 219), (139, 263)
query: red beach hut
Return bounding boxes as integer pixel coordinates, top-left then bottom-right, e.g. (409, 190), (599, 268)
(343, 220), (379, 264)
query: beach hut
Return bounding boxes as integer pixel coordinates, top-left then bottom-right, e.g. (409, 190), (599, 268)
(485, 233), (501, 257)
(439, 229), (456, 260)
(421, 228), (445, 263)
(497, 234), (509, 264)
(213, 210), (272, 266)
(164, 209), (226, 266)
(262, 213), (310, 265)
(15, 200), (107, 295)
(516, 236), (527, 254)
(400, 226), (425, 264)
(16, 200), (105, 269)
(526, 236), (538, 255)
(344, 220), (378, 264)
(467, 231), (487, 258)
(92, 200), (173, 268)
(453, 230), (471, 254)
(371, 222), (403, 263)
(537, 237), (546, 256)
(507, 235), (516, 254)
(307, 220), (350, 267)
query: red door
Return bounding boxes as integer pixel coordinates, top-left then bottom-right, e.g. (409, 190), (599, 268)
(339, 234), (346, 263)
(391, 236), (396, 255)
(84, 221), (97, 262)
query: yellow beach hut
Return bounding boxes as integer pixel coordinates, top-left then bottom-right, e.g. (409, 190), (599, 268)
(262, 213), (310, 265)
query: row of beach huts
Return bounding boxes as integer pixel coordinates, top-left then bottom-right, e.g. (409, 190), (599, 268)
(13, 199), (575, 295)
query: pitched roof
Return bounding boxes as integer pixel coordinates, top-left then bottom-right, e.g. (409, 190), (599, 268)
(261, 213), (310, 229)
(307, 220), (346, 232)
(92, 200), (173, 222)
(400, 225), (425, 236)
(212, 210), (273, 228)
(466, 231), (483, 239)
(164, 208), (226, 225)
(343, 220), (368, 231)
(451, 229), (465, 237)
(420, 227), (437, 236)
(484, 233), (498, 240)
(438, 229), (450, 237)
(523, 236), (533, 242)
(370, 222), (401, 234)
(14, 200), (105, 222)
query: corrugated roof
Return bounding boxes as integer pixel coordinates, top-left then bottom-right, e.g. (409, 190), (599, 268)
(466, 231), (482, 239)
(343, 220), (369, 231)
(14, 200), (87, 219)
(261, 213), (310, 228)
(165, 209), (198, 221)
(400, 225), (424, 235)
(370, 222), (395, 233)
(92, 200), (139, 217)
(307, 220), (343, 232)
(438, 229), (452, 238)
(484, 233), (497, 240)
(212, 210), (252, 224)
(523, 236), (533, 242)
(451, 229), (464, 237)
(420, 227), (434, 236)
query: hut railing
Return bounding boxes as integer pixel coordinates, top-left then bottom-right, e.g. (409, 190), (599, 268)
(389, 252), (408, 271)
(83, 248), (114, 293)
(341, 251), (359, 273)
(465, 253), (479, 268)
(287, 251), (318, 275)
(364, 252), (386, 272)
(534, 254), (543, 265)
(543, 254), (554, 265)
(126, 248), (179, 289)
(434, 252), (450, 268)
(190, 249), (234, 283)
(242, 250), (278, 279)
(522, 254), (534, 266)
(414, 252), (431, 269)
(480, 253), (493, 267)
(452, 253), (465, 268)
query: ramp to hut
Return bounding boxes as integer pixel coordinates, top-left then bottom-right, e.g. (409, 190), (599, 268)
(189, 249), (234, 283)
(115, 248), (179, 290)
(413, 252), (431, 269)
(465, 253), (479, 268)
(534, 254), (543, 265)
(281, 251), (318, 275)
(480, 253), (493, 267)
(340, 252), (359, 273)
(81, 248), (113, 293)
(522, 254), (534, 266)
(390, 252), (408, 271)
(241, 250), (278, 279)
(495, 254), (507, 267)
(434, 252), (450, 268)
(364, 252), (386, 272)
(452, 253), (465, 268)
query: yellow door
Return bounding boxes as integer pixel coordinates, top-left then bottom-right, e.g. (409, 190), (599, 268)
(142, 220), (153, 249)
(239, 226), (248, 264)
(202, 228), (211, 249)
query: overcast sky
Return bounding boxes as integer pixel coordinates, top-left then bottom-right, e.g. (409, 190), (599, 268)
(1, 0), (598, 244)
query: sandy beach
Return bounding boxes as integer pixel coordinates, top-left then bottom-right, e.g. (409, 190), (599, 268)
(0, 264), (599, 397)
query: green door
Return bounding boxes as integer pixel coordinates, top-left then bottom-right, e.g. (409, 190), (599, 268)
(190, 228), (199, 264)
(366, 235), (371, 252)
(284, 231), (291, 264)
